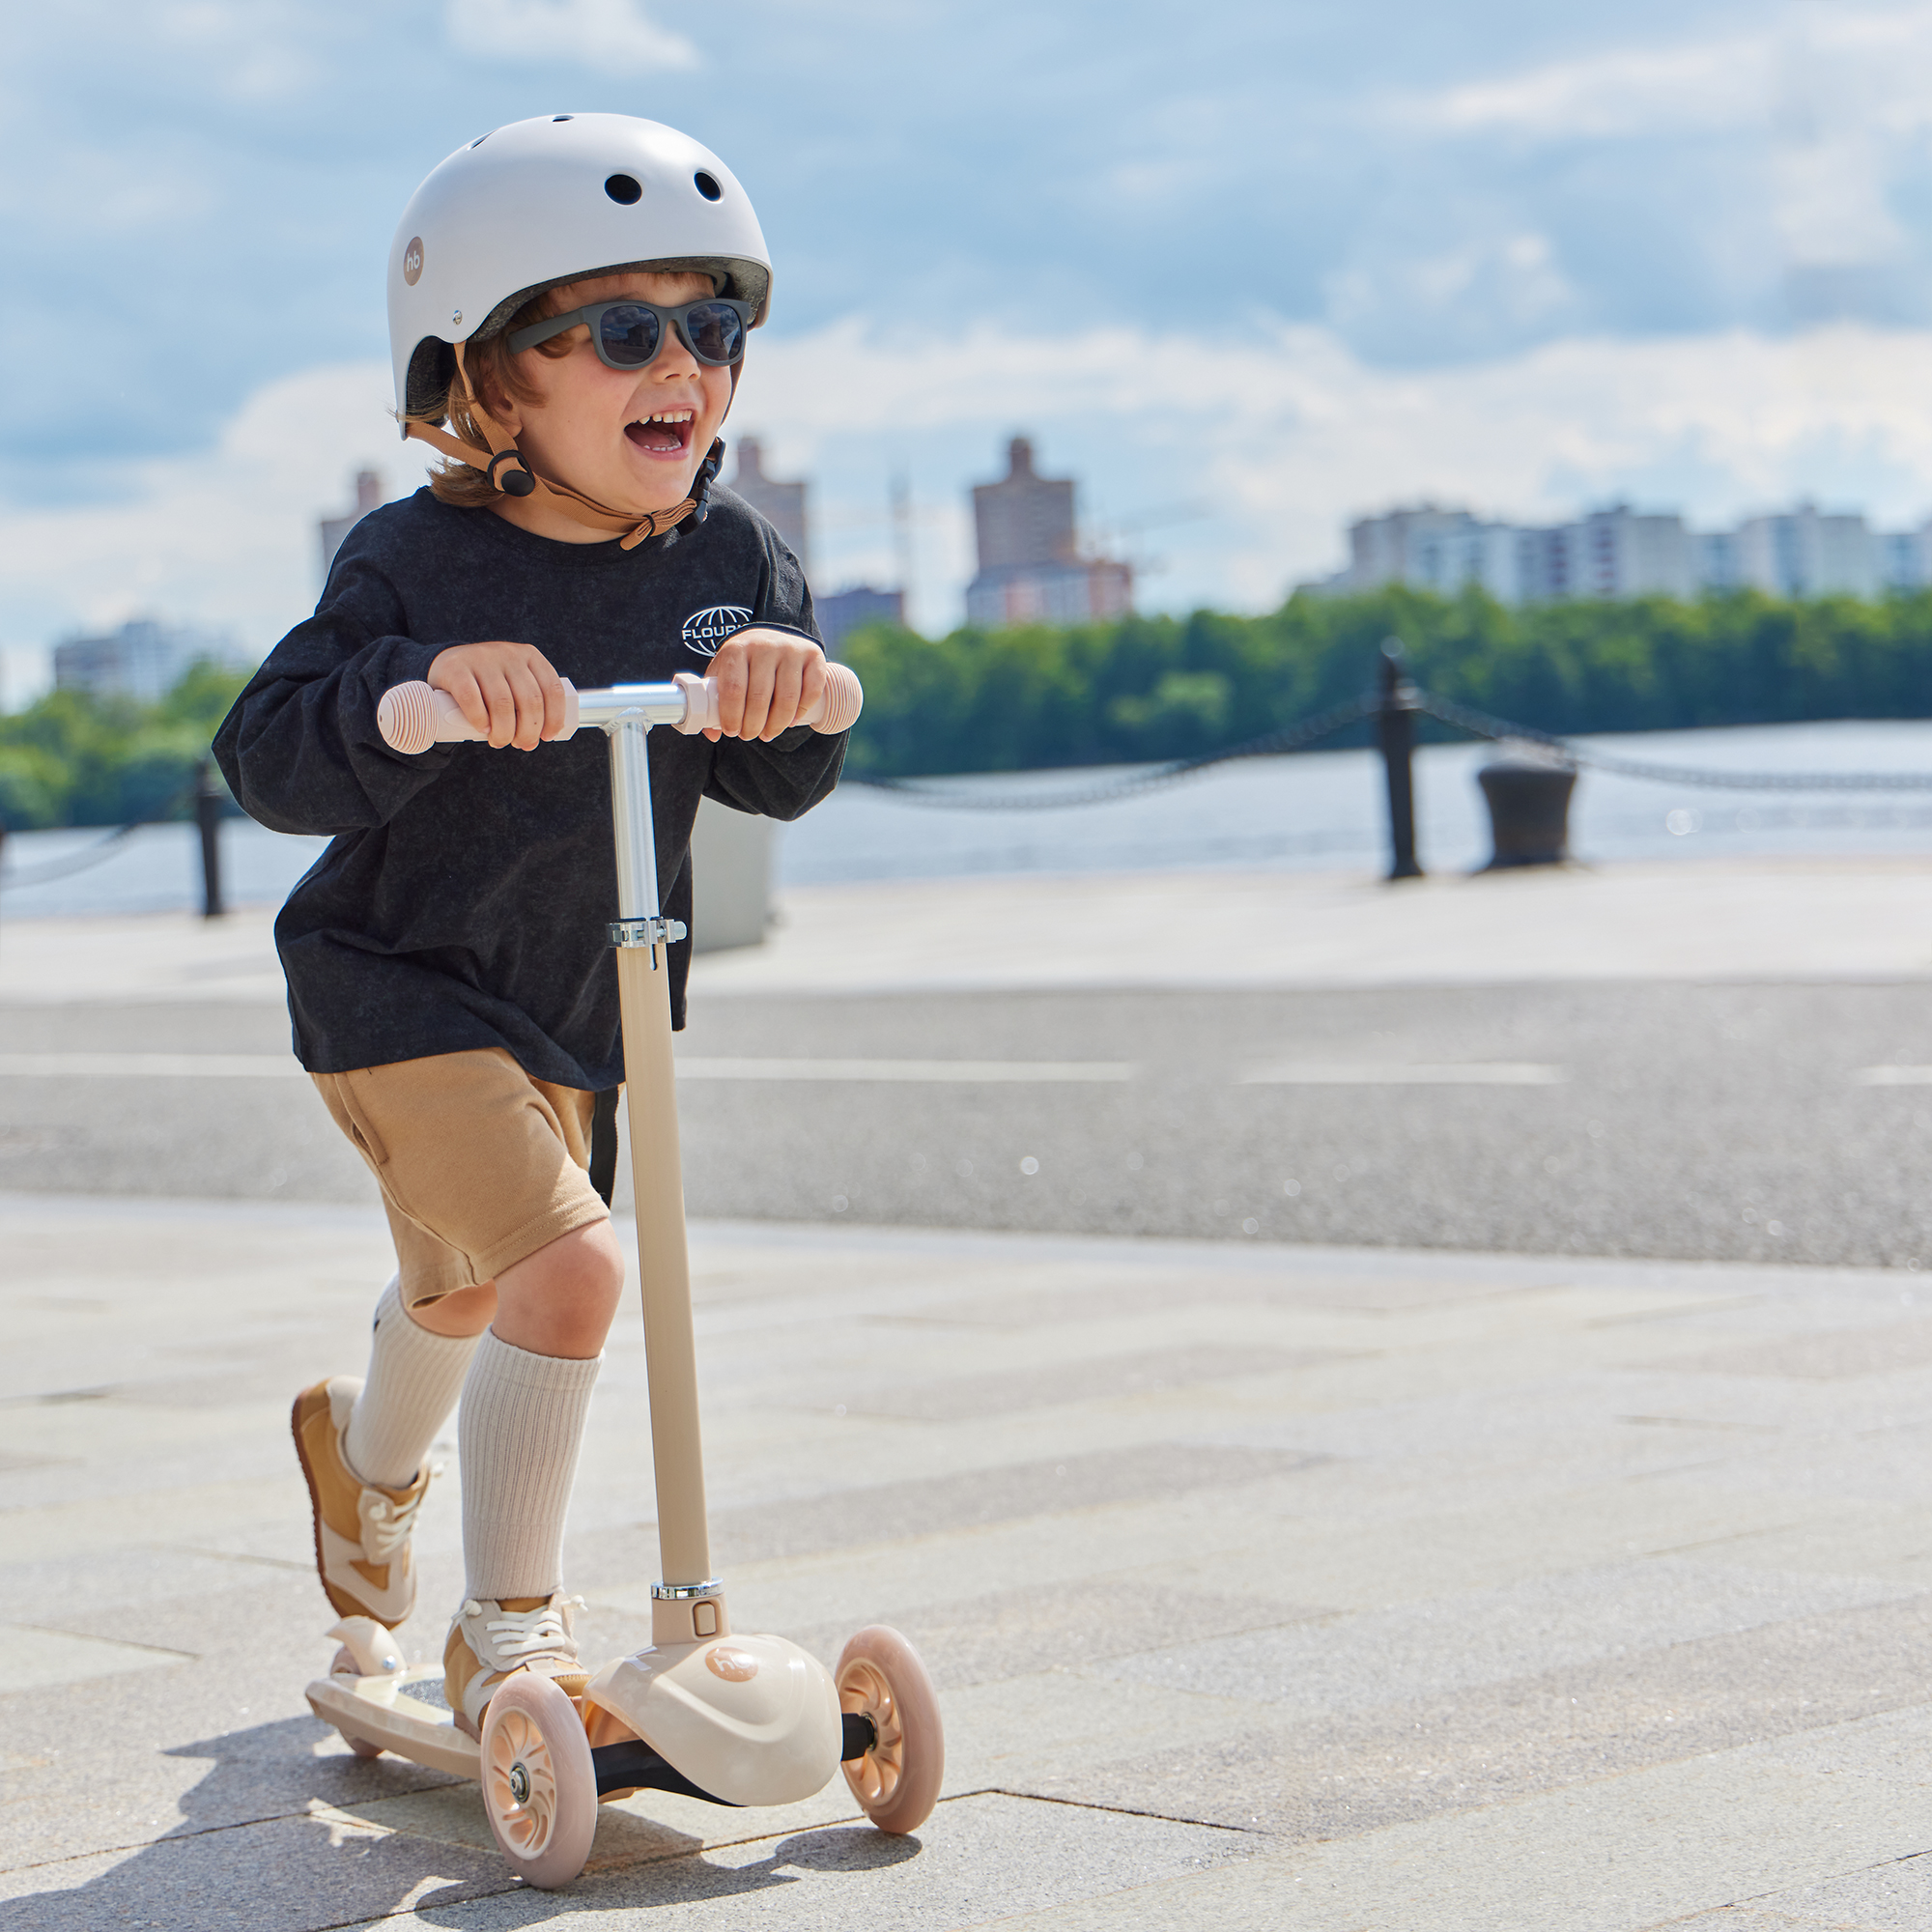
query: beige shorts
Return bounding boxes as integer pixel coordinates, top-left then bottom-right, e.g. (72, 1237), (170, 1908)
(313, 1047), (611, 1308)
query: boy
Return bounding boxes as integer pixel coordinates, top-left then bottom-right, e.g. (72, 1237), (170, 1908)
(214, 114), (842, 1737)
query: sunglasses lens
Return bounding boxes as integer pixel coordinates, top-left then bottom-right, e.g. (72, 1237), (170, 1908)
(683, 301), (746, 365)
(598, 304), (662, 366)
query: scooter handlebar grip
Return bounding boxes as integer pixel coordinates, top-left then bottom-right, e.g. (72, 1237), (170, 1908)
(376, 680), (580, 753)
(671, 663), (864, 736)
(807, 662), (865, 734)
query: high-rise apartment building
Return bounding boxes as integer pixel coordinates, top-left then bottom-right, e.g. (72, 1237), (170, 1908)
(53, 618), (242, 704)
(1325, 500), (1923, 605)
(1733, 506), (1884, 599)
(815, 585), (904, 658)
(964, 437), (1132, 628)
(730, 438), (810, 570)
(321, 470), (384, 581)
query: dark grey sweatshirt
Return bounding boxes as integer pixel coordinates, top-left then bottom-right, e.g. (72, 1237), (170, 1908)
(213, 483), (844, 1089)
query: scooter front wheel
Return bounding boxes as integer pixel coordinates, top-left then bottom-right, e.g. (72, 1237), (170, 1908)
(327, 1645), (384, 1758)
(480, 1675), (598, 1888)
(837, 1625), (944, 1833)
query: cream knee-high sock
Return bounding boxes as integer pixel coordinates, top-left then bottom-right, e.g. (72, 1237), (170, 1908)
(343, 1278), (480, 1490)
(459, 1329), (602, 1601)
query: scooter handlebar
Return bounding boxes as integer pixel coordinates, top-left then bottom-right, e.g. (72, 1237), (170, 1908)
(376, 662), (864, 756)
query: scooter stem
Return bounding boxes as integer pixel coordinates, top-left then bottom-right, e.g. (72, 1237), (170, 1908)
(605, 718), (714, 1597)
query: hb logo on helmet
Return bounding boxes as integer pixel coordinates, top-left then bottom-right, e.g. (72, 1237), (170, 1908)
(402, 237), (424, 287)
(681, 606), (753, 659)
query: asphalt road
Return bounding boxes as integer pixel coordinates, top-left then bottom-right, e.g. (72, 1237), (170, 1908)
(5, 980), (1932, 1267)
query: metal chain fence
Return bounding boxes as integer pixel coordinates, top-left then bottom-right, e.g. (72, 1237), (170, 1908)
(841, 693), (1378, 810)
(1414, 691), (1932, 792)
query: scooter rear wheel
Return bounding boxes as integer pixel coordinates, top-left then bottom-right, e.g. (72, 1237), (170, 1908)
(327, 1645), (384, 1758)
(837, 1625), (944, 1833)
(480, 1676), (598, 1888)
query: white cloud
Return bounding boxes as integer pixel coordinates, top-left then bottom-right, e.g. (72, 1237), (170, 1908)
(1387, 5), (1932, 298)
(1409, 39), (1769, 140)
(0, 361), (435, 698)
(15, 317), (1932, 700)
(444, 0), (701, 74)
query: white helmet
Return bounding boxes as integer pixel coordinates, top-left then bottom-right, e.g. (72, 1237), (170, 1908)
(388, 111), (772, 426)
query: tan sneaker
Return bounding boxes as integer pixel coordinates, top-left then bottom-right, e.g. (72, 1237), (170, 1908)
(292, 1377), (430, 1629)
(444, 1593), (590, 1740)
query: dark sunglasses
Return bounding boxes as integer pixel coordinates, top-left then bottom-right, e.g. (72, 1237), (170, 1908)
(506, 297), (754, 370)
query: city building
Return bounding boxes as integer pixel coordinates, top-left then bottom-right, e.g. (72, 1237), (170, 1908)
(964, 437), (1133, 629)
(52, 618), (242, 704)
(815, 584), (905, 658)
(729, 438), (810, 569)
(1323, 499), (1932, 605)
(321, 469), (384, 581)
(1346, 506), (1524, 603)
(1733, 506), (1883, 599)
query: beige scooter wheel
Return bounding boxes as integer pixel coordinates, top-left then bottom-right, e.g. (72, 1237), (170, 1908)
(327, 1645), (384, 1759)
(837, 1625), (944, 1833)
(480, 1676), (598, 1889)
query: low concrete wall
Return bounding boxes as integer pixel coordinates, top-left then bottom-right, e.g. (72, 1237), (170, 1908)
(688, 796), (773, 953)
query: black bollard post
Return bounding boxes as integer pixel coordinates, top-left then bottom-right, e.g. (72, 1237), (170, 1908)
(1377, 640), (1424, 881)
(194, 758), (225, 919)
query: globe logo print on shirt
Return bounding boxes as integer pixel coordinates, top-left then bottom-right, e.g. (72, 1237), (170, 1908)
(680, 605), (753, 659)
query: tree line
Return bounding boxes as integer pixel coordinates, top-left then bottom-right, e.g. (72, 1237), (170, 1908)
(0, 661), (248, 830)
(838, 586), (1932, 777)
(7, 587), (1932, 828)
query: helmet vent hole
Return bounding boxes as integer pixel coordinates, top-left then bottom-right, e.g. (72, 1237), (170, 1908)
(605, 174), (643, 206)
(553, 114), (574, 123)
(694, 171), (723, 201)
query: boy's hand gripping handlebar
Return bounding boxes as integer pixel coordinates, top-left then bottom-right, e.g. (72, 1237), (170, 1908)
(375, 663), (864, 754)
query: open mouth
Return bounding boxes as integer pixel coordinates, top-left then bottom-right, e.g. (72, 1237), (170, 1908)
(625, 410), (695, 456)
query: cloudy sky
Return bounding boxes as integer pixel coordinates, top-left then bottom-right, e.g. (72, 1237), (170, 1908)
(9, 0), (1932, 696)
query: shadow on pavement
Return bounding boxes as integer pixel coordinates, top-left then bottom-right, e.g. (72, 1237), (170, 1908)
(9, 1711), (926, 1931)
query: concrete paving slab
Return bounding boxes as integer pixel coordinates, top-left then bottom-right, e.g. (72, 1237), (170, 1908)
(1664, 1856), (1932, 1929)
(0, 1621), (197, 1690)
(1030, 1587), (1932, 1833)
(1001, 1707), (1932, 1931)
(1096, 1556), (1919, 1716)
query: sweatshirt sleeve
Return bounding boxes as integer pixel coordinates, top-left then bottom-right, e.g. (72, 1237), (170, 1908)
(212, 555), (454, 837)
(700, 530), (848, 819)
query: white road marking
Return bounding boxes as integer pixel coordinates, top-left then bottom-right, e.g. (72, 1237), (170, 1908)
(1240, 1062), (1565, 1087)
(0, 1051), (1139, 1085)
(0, 1052), (304, 1079)
(673, 1058), (1137, 1083)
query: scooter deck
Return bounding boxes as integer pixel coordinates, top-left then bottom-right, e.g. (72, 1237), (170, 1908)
(306, 1663), (480, 1779)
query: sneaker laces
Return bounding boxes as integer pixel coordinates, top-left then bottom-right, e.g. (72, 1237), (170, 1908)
(466, 1596), (585, 1666)
(358, 1480), (430, 1562)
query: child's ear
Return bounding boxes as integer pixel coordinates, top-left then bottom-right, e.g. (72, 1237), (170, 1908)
(477, 377), (524, 438)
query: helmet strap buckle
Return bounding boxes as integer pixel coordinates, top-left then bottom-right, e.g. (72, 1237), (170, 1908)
(485, 447), (536, 497)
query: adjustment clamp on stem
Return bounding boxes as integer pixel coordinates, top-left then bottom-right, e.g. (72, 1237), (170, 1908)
(651, 1579), (724, 1601)
(610, 916), (687, 951)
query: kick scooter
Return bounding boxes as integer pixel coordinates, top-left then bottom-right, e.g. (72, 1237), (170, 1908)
(304, 660), (944, 1888)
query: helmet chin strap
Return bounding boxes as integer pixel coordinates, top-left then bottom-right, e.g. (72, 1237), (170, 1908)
(403, 341), (723, 550)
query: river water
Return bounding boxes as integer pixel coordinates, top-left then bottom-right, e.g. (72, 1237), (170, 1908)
(7, 719), (1932, 919)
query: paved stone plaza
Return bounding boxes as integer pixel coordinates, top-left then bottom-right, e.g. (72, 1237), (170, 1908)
(10, 1201), (1932, 1927)
(7, 859), (1932, 1926)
